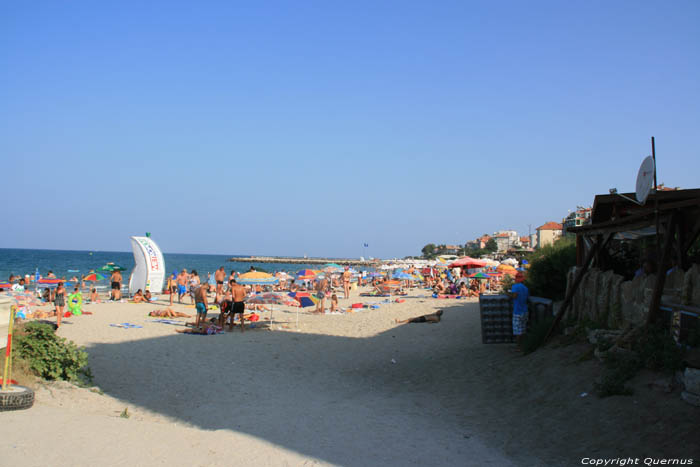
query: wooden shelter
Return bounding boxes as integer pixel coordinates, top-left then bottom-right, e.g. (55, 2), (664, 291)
(546, 188), (700, 339)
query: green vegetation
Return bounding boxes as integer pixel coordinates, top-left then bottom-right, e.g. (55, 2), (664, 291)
(525, 237), (576, 300)
(14, 321), (92, 383)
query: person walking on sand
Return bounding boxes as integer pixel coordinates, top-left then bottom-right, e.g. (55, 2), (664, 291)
(194, 283), (210, 327)
(509, 271), (529, 352)
(214, 267), (226, 297)
(342, 266), (351, 300)
(110, 270), (123, 301)
(230, 279), (247, 332)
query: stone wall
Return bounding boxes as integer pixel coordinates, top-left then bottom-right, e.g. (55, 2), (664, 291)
(564, 263), (700, 329)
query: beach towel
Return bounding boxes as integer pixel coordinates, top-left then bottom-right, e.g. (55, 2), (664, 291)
(110, 323), (143, 329)
(150, 319), (185, 325)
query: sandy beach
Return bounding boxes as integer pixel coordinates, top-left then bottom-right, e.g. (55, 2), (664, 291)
(1, 288), (698, 466)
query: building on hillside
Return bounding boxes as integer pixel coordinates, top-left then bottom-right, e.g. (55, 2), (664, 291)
(563, 206), (592, 236)
(443, 245), (462, 255)
(478, 235), (491, 249)
(536, 222), (563, 248)
(493, 230), (519, 252)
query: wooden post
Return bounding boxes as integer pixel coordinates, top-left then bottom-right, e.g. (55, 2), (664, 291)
(544, 233), (611, 342)
(646, 213), (678, 326)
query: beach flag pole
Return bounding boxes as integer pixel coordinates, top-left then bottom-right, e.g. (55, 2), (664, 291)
(2, 306), (17, 391)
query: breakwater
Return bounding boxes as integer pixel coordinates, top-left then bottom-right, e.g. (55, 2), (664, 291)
(228, 256), (375, 266)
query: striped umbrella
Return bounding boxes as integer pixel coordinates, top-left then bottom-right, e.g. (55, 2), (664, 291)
(83, 272), (107, 282)
(246, 292), (299, 330)
(36, 278), (63, 289)
(296, 269), (316, 280)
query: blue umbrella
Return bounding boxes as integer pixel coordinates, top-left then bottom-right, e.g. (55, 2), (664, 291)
(393, 272), (413, 280)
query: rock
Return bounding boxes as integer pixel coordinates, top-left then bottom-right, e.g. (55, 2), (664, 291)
(587, 329), (622, 346)
(681, 391), (700, 407)
(683, 368), (700, 394)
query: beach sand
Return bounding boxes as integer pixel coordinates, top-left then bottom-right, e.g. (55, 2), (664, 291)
(1, 289), (697, 466)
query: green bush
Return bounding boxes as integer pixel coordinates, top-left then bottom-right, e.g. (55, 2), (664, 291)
(525, 237), (576, 300)
(14, 322), (91, 383)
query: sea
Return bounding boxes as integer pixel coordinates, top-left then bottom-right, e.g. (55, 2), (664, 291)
(0, 248), (323, 285)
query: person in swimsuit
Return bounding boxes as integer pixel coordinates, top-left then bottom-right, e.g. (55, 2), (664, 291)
(214, 267), (226, 297)
(342, 266), (351, 299)
(194, 283), (210, 327)
(188, 270), (200, 305)
(315, 278), (328, 313)
(395, 310), (443, 324)
(110, 270), (123, 301)
(132, 289), (145, 303)
(177, 269), (188, 304)
(55, 281), (66, 327)
(230, 279), (247, 332)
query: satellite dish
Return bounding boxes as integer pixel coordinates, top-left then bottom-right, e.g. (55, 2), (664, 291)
(635, 156), (655, 204)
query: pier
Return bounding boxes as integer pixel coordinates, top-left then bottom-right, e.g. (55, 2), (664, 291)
(228, 256), (376, 266)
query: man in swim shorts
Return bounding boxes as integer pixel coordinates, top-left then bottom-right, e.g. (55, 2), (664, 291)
(230, 279), (247, 332)
(194, 283), (210, 327)
(214, 267), (226, 296)
(110, 270), (123, 301)
(510, 271), (530, 351)
(177, 269), (188, 304)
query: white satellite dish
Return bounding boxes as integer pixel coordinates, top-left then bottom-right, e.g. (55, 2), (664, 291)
(635, 156), (655, 204)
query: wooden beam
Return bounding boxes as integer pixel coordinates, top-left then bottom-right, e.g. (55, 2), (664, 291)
(544, 233), (612, 343)
(682, 215), (700, 255)
(647, 213), (678, 326)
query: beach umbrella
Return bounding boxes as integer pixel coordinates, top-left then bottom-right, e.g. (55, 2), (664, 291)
(448, 256), (487, 268)
(322, 263), (343, 272)
(36, 278), (63, 289)
(392, 271), (413, 280)
(98, 263), (127, 273)
(469, 272), (490, 279)
(497, 264), (517, 276)
(246, 292), (299, 330)
(0, 282), (12, 289)
(296, 269), (316, 280)
(82, 272), (107, 282)
(236, 271), (279, 285)
(288, 291), (320, 328)
(369, 272), (384, 278)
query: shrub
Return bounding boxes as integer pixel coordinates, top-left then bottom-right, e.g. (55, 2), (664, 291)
(525, 237), (576, 300)
(14, 322), (91, 383)
(521, 316), (554, 354)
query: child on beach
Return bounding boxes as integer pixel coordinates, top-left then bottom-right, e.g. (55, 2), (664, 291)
(330, 294), (338, 313)
(510, 271), (529, 351)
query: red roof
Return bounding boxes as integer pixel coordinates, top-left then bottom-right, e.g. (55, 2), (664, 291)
(495, 233), (509, 238)
(520, 236), (530, 243)
(537, 222), (563, 231)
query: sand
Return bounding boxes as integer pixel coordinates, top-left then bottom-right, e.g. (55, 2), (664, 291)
(0, 288), (698, 466)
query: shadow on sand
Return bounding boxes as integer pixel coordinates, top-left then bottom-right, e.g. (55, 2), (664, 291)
(85, 303), (499, 466)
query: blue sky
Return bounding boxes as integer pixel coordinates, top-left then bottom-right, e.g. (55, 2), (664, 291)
(2, 1), (698, 258)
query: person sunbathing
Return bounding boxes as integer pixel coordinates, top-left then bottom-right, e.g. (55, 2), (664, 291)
(149, 308), (192, 318)
(132, 289), (145, 303)
(144, 290), (152, 302)
(458, 283), (469, 297)
(330, 294), (338, 312)
(176, 324), (223, 335)
(434, 282), (447, 294)
(395, 310), (443, 324)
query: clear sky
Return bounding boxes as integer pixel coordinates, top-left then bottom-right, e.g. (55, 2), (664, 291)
(2, 1), (698, 258)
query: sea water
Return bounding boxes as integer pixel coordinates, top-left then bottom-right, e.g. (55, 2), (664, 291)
(0, 248), (322, 285)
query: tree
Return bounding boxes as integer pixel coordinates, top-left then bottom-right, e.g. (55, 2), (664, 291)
(485, 238), (498, 253)
(421, 243), (436, 258)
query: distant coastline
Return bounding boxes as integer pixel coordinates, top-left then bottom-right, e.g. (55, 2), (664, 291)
(229, 256), (376, 266)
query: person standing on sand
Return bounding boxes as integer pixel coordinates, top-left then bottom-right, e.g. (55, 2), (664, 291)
(510, 271), (529, 351)
(110, 270), (122, 301)
(315, 277), (328, 313)
(342, 266), (351, 299)
(54, 281), (66, 327)
(230, 279), (247, 332)
(214, 267), (226, 297)
(194, 283), (210, 327)
(177, 269), (188, 303)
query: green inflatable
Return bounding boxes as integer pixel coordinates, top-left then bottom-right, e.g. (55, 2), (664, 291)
(68, 292), (83, 316)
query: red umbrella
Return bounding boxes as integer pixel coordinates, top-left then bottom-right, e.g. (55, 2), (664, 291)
(448, 257), (487, 268)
